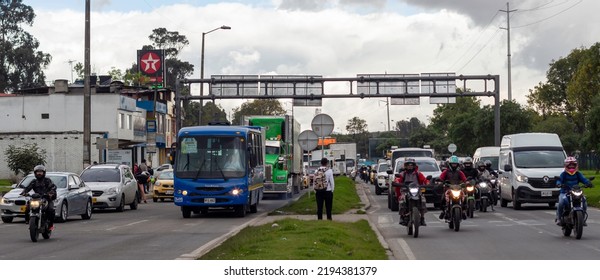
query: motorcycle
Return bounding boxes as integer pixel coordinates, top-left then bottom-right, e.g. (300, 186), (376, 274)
(478, 180), (494, 212)
(464, 179), (477, 218)
(445, 183), (465, 232)
(489, 176), (499, 206)
(26, 193), (53, 242)
(395, 177), (431, 238)
(557, 176), (594, 240)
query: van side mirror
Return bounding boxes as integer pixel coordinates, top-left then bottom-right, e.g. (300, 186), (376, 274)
(386, 169), (393, 175)
(504, 164), (512, 172)
(69, 183), (79, 190)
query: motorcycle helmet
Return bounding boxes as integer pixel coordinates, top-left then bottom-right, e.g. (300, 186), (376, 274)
(448, 155), (460, 171)
(403, 158), (416, 172)
(33, 165), (46, 180)
(477, 161), (486, 171)
(463, 157), (473, 168)
(564, 156), (578, 175)
(484, 160), (492, 169)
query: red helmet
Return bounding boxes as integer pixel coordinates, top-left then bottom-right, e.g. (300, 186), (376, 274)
(564, 156), (577, 175)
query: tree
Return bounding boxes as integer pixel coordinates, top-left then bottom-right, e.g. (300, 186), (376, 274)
(345, 117), (369, 158)
(527, 43), (600, 134)
(231, 99), (286, 125)
(4, 143), (47, 176)
(0, 0), (52, 92)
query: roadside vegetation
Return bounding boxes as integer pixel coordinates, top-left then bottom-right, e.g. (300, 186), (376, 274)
(271, 176), (363, 215)
(199, 176), (386, 260)
(581, 170), (600, 208)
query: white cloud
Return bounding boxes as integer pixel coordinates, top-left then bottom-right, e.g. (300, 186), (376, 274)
(24, 0), (599, 134)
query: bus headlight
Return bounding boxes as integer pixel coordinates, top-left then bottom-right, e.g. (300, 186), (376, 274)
(230, 188), (243, 196)
(182, 190), (188, 196)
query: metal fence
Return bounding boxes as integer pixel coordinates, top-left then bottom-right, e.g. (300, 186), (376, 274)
(576, 153), (600, 171)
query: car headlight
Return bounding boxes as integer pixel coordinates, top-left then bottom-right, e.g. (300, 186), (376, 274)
(451, 190), (461, 198)
(154, 181), (161, 186)
(106, 187), (118, 195)
(0, 197), (7, 204)
(516, 174), (528, 183)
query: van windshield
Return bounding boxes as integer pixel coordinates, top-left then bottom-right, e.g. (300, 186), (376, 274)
(514, 150), (564, 168)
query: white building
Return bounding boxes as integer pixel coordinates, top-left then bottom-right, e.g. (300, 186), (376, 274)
(0, 79), (175, 179)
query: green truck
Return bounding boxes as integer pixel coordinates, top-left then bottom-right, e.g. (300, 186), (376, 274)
(245, 115), (302, 198)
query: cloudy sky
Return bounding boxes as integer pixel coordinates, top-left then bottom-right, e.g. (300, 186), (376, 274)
(23, 0), (597, 133)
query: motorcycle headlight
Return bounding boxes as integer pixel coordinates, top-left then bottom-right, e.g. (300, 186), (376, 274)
(571, 190), (583, 197)
(451, 190), (461, 198)
(409, 187), (419, 196)
(30, 200), (40, 209)
(478, 182), (488, 188)
(466, 186), (474, 192)
(516, 174), (528, 183)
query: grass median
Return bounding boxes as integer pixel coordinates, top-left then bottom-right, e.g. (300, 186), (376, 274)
(581, 170), (600, 208)
(198, 176), (387, 260)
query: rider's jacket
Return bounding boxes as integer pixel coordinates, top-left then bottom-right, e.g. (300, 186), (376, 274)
(556, 171), (591, 194)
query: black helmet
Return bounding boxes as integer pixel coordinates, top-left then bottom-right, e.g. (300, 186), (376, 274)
(33, 165), (46, 180)
(484, 160), (492, 168)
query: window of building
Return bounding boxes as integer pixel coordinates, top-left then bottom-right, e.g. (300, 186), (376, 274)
(119, 113), (125, 129)
(127, 114), (132, 130)
(41, 113), (49, 119)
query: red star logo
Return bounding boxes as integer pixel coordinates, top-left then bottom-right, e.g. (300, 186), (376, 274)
(140, 52), (161, 74)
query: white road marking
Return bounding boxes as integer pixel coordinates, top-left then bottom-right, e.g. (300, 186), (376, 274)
(397, 239), (416, 260)
(106, 220), (148, 231)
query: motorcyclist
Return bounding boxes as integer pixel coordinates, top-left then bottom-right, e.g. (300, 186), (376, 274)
(393, 158), (430, 226)
(484, 160), (498, 178)
(20, 165), (57, 230)
(555, 157), (592, 226)
(477, 161), (493, 181)
(461, 157), (479, 181)
(438, 155), (467, 219)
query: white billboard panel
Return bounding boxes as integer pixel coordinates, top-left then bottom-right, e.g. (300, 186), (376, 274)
(356, 74), (419, 95)
(390, 97), (420, 105)
(260, 75), (323, 97)
(209, 75), (259, 97)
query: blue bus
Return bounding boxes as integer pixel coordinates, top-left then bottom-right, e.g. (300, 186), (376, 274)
(173, 125), (265, 218)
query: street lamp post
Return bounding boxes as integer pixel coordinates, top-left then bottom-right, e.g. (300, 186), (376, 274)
(378, 97), (391, 131)
(199, 25), (231, 125)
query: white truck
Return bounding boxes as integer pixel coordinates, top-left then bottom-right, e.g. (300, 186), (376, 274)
(329, 143), (357, 176)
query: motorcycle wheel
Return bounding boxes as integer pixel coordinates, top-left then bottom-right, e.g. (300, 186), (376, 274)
(574, 211), (584, 240)
(407, 217), (413, 236)
(412, 207), (420, 238)
(468, 200), (475, 218)
(29, 216), (39, 242)
(481, 198), (488, 212)
(453, 207), (461, 232)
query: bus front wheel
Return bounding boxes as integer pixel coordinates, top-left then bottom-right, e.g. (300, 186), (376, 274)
(181, 207), (192, 218)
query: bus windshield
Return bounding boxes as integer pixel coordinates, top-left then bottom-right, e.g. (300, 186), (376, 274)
(175, 135), (246, 179)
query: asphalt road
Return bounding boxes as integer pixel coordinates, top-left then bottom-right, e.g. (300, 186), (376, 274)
(0, 194), (293, 260)
(362, 181), (600, 260)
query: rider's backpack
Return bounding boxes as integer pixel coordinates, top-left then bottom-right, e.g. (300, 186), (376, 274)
(314, 168), (328, 192)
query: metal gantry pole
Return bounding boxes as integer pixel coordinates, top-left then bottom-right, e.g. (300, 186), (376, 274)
(83, 0), (91, 167)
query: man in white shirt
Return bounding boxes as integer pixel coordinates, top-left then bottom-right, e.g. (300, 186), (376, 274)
(315, 157), (335, 220)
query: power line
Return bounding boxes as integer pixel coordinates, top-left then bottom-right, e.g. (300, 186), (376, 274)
(456, 29), (502, 73)
(513, 0), (583, 28)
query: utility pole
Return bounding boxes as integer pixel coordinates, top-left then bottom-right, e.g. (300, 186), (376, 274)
(83, 0), (91, 167)
(500, 2), (517, 101)
(386, 97), (390, 131)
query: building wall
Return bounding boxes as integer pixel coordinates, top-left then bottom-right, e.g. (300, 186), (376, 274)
(0, 133), (102, 178)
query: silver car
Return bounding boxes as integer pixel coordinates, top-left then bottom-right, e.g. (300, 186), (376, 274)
(79, 164), (139, 212)
(0, 172), (93, 223)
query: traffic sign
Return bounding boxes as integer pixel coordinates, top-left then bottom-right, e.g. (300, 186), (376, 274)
(448, 143), (457, 153)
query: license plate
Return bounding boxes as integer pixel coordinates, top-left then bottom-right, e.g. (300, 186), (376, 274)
(20, 206), (26, 212)
(541, 190), (552, 197)
(165, 190), (173, 195)
(92, 198), (97, 203)
(204, 198), (216, 203)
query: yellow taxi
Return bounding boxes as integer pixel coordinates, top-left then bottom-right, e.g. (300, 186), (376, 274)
(153, 169), (174, 202)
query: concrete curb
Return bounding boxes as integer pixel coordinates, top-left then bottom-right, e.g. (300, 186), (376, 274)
(355, 181), (395, 260)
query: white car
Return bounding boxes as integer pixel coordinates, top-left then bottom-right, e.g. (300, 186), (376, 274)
(375, 161), (390, 195)
(79, 164), (139, 212)
(388, 157), (443, 211)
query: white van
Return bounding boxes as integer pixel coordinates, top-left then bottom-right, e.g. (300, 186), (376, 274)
(498, 133), (566, 210)
(473, 146), (500, 170)
(390, 147), (435, 171)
